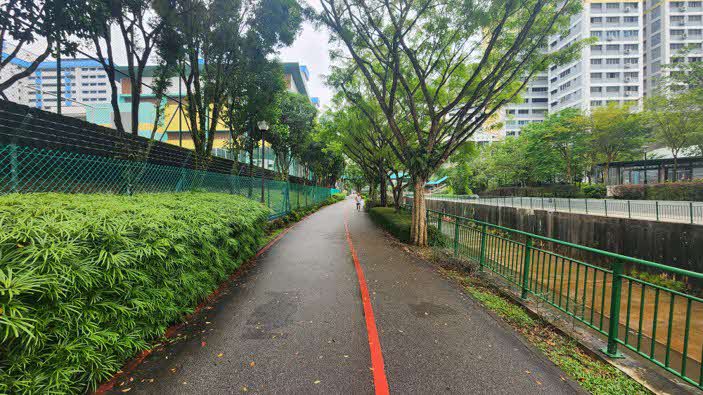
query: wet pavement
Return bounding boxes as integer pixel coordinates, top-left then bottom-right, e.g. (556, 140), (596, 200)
(108, 199), (582, 394)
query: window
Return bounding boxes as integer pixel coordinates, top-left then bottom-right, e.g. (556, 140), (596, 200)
(624, 44), (638, 51)
(625, 86), (638, 92)
(624, 58), (638, 64)
(532, 87), (547, 92)
(624, 2), (637, 8)
(591, 100), (603, 107)
(591, 86), (603, 93)
(652, 20), (661, 32)
(690, 29), (703, 35)
(532, 98), (547, 103)
(606, 72), (619, 79)
(606, 17), (619, 23)
(606, 86), (620, 93)
(690, 15), (702, 22)
(518, 109), (529, 114)
(591, 30), (603, 38)
(606, 3), (619, 9)
(507, 109), (516, 115)
(624, 16), (638, 23)
(591, 58), (603, 64)
(671, 29), (685, 35)
(591, 3), (602, 10)
(591, 72), (603, 79)
(623, 30), (638, 37)
(591, 44), (603, 52)
(690, 56), (703, 62)
(606, 31), (620, 39)
(671, 15), (685, 22)
(591, 17), (603, 23)
(624, 72), (638, 78)
(690, 1), (702, 6)
(606, 44), (619, 51)
(606, 58), (620, 64)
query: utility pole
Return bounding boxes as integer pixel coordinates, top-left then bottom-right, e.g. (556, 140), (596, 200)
(257, 121), (269, 203)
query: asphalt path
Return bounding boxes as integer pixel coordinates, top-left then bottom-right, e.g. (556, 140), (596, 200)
(108, 198), (582, 394)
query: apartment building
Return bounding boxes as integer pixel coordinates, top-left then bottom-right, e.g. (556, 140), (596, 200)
(498, 0), (703, 137)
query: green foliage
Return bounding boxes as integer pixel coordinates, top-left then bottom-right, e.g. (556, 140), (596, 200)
(269, 92), (319, 180)
(464, 287), (535, 329)
(485, 185), (583, 198)
(630, 269), (688, 294)
(611, 180), (703, 201)
(368, 207), (444, 245)
(581, 183), (607, 199)
(0, 192), (270, 394)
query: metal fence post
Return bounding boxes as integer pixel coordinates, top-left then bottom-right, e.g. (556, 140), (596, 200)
(604, 199), (608, 217)
(603, 261), (624, 358)
(584, 198), (587, 213)
(569, 199), (572, 213)
(9, 144), (18, 193)
(627, 200), (631, 218)
(453, 219), (460, 257)
(521, 236), (533, 299)
(690, 202), (694, 224)
(479, 223), (487, 272)
(655, 201), (660, 221)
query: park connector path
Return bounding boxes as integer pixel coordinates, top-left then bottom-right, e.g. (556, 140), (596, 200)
(107, 199), (582, 394)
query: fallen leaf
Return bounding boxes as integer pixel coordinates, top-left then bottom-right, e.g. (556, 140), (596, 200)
(241, 386), (248, 392)
(121, 389), (131, 393)
(249, 361), (255, 367)
(201, 341), (207, 347)
(313, 380), (321, 385)
(217, 353), (224, 358)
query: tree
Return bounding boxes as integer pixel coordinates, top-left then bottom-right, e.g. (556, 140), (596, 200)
(343, 162), (366, 192)
(1, 0), (88, 97)
(164, 0), (302, 163)
(269, 92), (318, 181)
(87, 0), (169, 135)
(587, 103), (646, 183)
(317, 0), (583, 245)
(522, 108), (588, 183)
(644, 92), (703, 180)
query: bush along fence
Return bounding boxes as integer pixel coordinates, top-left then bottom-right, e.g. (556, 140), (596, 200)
(418, 194), (703, 225)
(0, 143), (337, 219)
(405, 202), (703, 389)
(0, 193), (271, 394)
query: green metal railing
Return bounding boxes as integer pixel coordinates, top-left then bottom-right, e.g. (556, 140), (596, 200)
(0, 144), (335, 219)
(423, 207), (703, 388)
(417, 193), (703, 225)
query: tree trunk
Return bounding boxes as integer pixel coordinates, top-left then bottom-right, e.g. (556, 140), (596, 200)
(411, 178), (427, 246)
(379, 167), (388, 207)
(673, 154), (678, 181)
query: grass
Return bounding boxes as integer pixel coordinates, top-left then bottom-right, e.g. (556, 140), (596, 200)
(440, 271), (650, 395)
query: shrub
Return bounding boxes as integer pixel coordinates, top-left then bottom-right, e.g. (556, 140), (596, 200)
(0, 192), (270, 394)
(483, 185), (582, 198)
(580, 183), (606, 199)
(368, 207), (445, 245)
(610, 184), (646, 200)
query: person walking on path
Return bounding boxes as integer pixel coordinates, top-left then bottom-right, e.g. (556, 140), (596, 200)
(355, 193), (363, 211)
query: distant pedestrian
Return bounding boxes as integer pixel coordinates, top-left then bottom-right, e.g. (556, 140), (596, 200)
(355, 193), (362, 211)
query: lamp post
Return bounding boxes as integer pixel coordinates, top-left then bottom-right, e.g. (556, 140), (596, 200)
(257, 121), (269, 203)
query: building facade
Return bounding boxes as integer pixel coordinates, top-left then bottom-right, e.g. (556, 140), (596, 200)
(498, 0), (703, 137)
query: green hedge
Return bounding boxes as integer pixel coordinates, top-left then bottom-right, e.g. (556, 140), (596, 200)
(368, 207), (445, 245)
(0, 192), (270, 394)
(611, 180), (703, 201)
(483, 185), (582, 198)
(580, 183), (607, 199)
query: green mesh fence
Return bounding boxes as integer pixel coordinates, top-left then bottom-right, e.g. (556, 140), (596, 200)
(0, 144), (335, 219)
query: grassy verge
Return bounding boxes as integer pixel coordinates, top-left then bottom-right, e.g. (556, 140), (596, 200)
(368, 206), (650, 395)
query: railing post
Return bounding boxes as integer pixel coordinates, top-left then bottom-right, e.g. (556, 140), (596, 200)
(603, 261), (624, 358)
(655, 201), (660, 221)
(584, 198), (587, 213)
(690, 202), (694, 224)
(541, 197), (545, 210)
(569, 199), (572, 213)
(453, 219), (460, 257)
(627, 200), (631, 218)
(521, 236), (532, 299)
(553, 198), (557, 212)
(604, 199), (608, 217)
(479, 223), (487, 272)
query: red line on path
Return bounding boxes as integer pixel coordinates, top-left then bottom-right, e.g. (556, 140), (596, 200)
(344, 211), (390, 395)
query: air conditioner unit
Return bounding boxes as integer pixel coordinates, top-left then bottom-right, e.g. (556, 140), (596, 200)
(680, 6), (687, 11)
(625, 77), (632, 82)
(625, 7), (631, 12)
(682, 33), (688, 39)
(625, 49), (631, 54)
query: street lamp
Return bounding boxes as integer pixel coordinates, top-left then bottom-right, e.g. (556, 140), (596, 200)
(257, 121), (269, 203)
